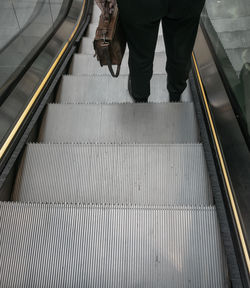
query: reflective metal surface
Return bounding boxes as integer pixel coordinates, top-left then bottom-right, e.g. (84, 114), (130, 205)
(0, 0), (68, 93)
(0, 0), (87, 161)
(194, 27), (250, 283)
(202, 0), (250, 146)
(0, 203), (227, 287)
(12, 143), (212, 205)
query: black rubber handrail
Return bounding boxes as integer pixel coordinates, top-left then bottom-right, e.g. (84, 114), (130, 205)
(200, 11), (250, 150)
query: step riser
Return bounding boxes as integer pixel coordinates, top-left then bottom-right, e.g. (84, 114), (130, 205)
(86, 23), (163, 38)
(56, 75), (192, 104)
(79, 36), (166, 55)
(0, 203), (226, 288)
(13, 144), (212, 205)
(69, 53), (167, 76)
(39, 104), (199, 144)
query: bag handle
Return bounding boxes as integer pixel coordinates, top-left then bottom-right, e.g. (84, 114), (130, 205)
(103, 45), (120, 78)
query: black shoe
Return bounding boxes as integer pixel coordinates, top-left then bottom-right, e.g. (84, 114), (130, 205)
(128, 75), (148, 103)
(169, 93), (181, 102)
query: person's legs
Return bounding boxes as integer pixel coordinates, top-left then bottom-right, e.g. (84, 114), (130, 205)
(162, 14), (202, 102)
(117, 0), (161, 102)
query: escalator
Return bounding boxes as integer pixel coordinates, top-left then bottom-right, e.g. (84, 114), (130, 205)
(0, 0), (249, 287)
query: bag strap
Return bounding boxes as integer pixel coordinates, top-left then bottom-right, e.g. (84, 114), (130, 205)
(103, 45), (120, 78)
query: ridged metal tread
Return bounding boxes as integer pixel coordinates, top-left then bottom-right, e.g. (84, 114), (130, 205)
(39, 103), (199, 144)
(79, 35), (166, 55)
(56, 75), (192, 104)
(69, 52), (167, 76)
(0, 202), (227, 287)
(13, 143), (212, 205)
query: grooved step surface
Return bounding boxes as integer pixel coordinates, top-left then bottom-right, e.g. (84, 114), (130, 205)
(69, 52), (167, 76)
(56, 75), (192, 104)
(0, 203), (227, 287)
(13, 144), (212, 205)
(39, 104), (199, 144)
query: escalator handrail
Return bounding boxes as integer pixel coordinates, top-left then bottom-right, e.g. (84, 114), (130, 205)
(0, 0), (88, 161)
(0, 0), (72, 106)
(192, 52), (250, 277)
(199, 13), (250, 150)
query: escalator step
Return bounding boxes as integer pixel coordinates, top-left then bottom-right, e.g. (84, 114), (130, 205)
(39, 103), (199, 144)
(86, 23), (98, 37)
(79, 35), (166, 55)
(69, 52), (166, 76)
(56, 75), (192, 104)
(0, 202), (227, 287)
(92, 2), (100, 15)
(86, 22), (164, 38)
(13, 143), (212, 205)
(91, 11), (100, 24)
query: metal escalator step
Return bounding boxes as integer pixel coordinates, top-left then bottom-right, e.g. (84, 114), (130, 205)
(39, 103), (199, 143)
(79, 37), (95, 54)
(92, 3), (100, 14)
(90, 4), (101, 24)
(56, 75), (133, 103)
(69, 52), (166, 75)
(90, 8), (100, 23)
(86, 23), (165, 39)
(0, 202), (227, 287)
(13, 143), (212, 205)
(56, 75), (192, 104)
(91, 12), (100, 24)
(79, 35), (166, 55)
(86, 23), (98, 37)
(89, 13), (164, 33)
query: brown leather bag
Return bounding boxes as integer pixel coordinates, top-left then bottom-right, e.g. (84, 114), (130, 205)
(93, 2), (126, 77)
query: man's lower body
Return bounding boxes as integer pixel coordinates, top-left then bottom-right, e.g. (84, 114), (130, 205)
(117, 0), (205, 102)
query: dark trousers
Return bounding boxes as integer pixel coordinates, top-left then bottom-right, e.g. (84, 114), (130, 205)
(117, 0), (205, 101)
